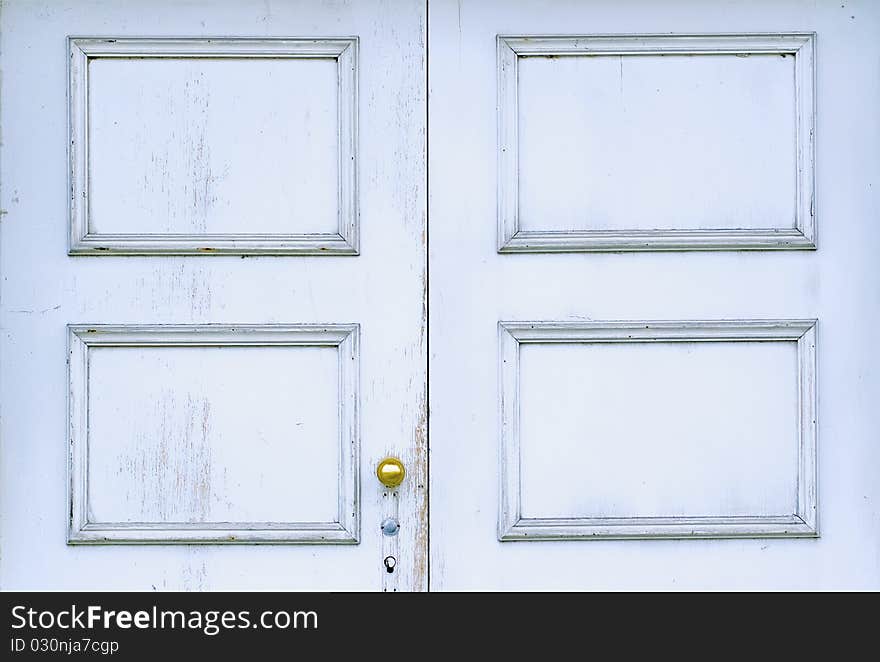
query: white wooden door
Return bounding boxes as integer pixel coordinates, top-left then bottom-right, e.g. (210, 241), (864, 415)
(4, 0), (879, 594)
(429, 0), (880, 589)
(0, 0), (426, 591)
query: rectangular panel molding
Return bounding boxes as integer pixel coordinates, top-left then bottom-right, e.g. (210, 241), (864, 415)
(69, 37), (359, 255)
(498, 319), (818, 540)
(497, 34), (817, 252)
(68, 324), (360, 544)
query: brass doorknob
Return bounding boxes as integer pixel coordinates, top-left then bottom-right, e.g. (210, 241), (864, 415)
(376, 457), (405, 488)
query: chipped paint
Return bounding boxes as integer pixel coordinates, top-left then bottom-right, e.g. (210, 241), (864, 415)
(123, 391), (213, 523)
(409, 386), (429, 589)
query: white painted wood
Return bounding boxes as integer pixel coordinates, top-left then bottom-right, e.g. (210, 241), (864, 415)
(68, 325), (359, 544)
(498, 33), (816, 252)
(431, 0), (880, 590)
(499, 320), (817, 540)
(1, 0), (426, 590)
(69, 37), (359, 255)
(380, 487), (403, 593)
(4, 0), (880, 592)
(508, 516), (815, 540)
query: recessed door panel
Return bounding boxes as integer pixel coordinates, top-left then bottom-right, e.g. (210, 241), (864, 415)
(69, 325), (358, 544)
(500, 320), (816, 540)
(70, 37), (358, 255)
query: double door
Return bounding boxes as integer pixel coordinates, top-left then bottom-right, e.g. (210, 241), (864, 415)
(2, 0), (878, 590)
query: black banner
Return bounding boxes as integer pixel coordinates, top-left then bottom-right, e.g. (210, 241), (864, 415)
(0, 591), (868, 657)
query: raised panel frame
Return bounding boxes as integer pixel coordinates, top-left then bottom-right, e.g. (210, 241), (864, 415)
(68, 324), (360, 544)
(497, 34), (817, 252)
(498, 319), (818, 540)
(68, 37), (359, 255)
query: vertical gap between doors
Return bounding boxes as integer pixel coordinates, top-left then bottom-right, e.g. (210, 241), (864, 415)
(424, 0), (431, 593)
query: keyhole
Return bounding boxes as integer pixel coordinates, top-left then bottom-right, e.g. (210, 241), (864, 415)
(383, 555), (397, 573)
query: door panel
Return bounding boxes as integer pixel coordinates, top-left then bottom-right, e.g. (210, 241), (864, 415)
(69, 325), (359, 544)
(1, 0), (426, 590)
(503, 34), (813, 250)
(70, 37), (358, 255)
(429, 0), (880, 589)
(500, 320), (816, 541)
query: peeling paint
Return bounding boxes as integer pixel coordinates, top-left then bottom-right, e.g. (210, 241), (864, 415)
(410, 386), (429, 589)
(123, 390), (213, 523)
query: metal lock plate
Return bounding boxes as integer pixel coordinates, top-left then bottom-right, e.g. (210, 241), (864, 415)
(381, 517), (400, 536)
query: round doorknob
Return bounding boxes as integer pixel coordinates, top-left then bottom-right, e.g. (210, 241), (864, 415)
(376, 457), (405, 488)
